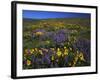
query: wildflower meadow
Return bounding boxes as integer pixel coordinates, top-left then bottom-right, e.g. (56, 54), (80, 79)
(23, 11), (91, 69)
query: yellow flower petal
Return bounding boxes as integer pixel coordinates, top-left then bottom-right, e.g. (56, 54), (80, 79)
(51, 55), (54, 61)
(35, 48), (38, 51)
(39, 50), (43, 55)
(69, 47), (72, 51)
(56, 48), (62, 57)
(79, 52), (85, 61)
(35, 32), (44, 36)
(27, 60), (31, 66)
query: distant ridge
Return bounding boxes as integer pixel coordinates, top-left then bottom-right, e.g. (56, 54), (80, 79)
(23, 17), (90, 27)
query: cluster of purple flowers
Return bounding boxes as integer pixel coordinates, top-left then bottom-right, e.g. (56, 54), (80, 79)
(73, 38), (90, 62)
(53, 30), (69, 44)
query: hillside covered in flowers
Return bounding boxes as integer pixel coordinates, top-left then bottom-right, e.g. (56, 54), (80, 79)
(23, 18), (91, 69)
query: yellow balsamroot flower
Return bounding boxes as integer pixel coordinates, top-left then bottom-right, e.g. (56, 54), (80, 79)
(64, 48), (68, 56)
(56, 48), (62, 57)
(62, 53), (64, 57)
(35, 31), (44, 36)
(35, 48), (38, 51)
(72, 53), (79, 66)
(32, 49), (35, 53)
(25, 49), (28, 54)
(55, 27), (58, 30)
(74, 56), (78, 62)
(51, 55), (54, 61)
(39, 50), (43, 55)
(27, 60), (31, 66)
(46, 40), (50, 44)
(72, 56), (78, 66)
(64, 46), (67, 49)
(32, 48), (34, 52)
(30, 49), (34, 54)
(79, 52), (85, 61)
(76, 50), (79, 54)
(69, 47), (72, 51)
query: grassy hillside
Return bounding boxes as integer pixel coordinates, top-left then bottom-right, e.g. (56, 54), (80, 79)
(23, 18), (90, 28)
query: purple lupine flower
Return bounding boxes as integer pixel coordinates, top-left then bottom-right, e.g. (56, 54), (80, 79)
(45, 55), (51, 64)
(73, 38), (90, 61)
(42, 54), (51, 64)
(53, 30), (66, 43)
(64, 56), (68, 63)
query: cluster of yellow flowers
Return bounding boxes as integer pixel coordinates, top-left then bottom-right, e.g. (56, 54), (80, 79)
(56, 47), (69, 57)
(25, 48), (48, 57)
(26, 60), (31, 66)
(72, 51), (85, 66)
(24, 47), (85, 67)
(56, 48), (62, 57)
(35, 31), (44, 36)
(39, 50), (43, 55)
(24, 46), (71, 58)
(45, 40), (50, 44)
(51, 55), (55, 61)
(79, 52), (85, 61)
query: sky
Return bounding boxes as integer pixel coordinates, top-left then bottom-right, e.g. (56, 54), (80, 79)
(23, 10), (90, 19)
